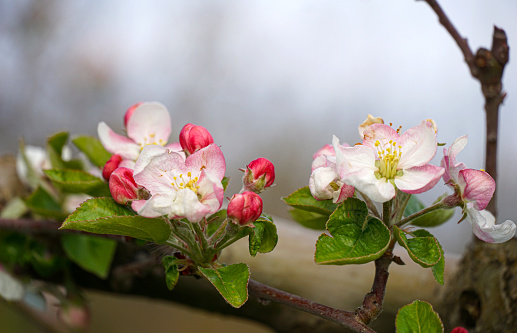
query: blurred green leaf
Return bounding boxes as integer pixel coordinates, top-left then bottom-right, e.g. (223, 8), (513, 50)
(288, 208), (328, 230)
(44, 169), (110, 197)
(46, 132), (83, 170)
(25, 186), (66, 219)
(404, 195), (454, 227)
(72, 135), (112, 168)
(1, 197), (28, 219)
(61, 234), (116, 279)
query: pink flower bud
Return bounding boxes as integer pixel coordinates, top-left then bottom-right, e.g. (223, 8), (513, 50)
(227, 191), (263, 226)
(102, 154), (123, 181)
(451, 328), (468, 333)
(123, 102), (143, 128)
(109, 167), (138, 205)
(179, 123), (214, 155)
(242, 158), (275, 193)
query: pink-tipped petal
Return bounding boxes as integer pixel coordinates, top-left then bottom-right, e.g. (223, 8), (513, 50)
(398, 120), (437, 169)
(447, 135), (468, 164)
(126, 102), (171, 148)
(467, 209), (516, 243)
(196, 171), (224, 213)
(185, 144), (226, 181)
(133, 145), (170, 175)
(333, 136), (376, 180)
(395, 164), (444, 194)
(460, 169), (495, 211)
(98, 122), (140, 160)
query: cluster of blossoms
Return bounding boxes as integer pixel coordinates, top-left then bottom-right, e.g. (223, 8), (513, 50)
(310, 115), (515, 243)
(99, 102), (274, 226)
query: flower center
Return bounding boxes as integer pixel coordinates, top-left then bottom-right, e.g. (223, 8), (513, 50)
(374, 140), (402, 180)
(139, 133), (166, 150)
(171, 171), (200, 193)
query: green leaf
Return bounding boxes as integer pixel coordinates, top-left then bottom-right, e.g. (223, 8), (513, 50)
(61, 234), (116, 279)
(405, 195), (454, 227)
(249, 215), (278, 256)
(206, 210), (227, 237)
(394, 227), (441, 268)
(46, 132), (83, 170)
(396, 300), (443, 333)
(162, 256), (180, 291)
(24, 186), (66, 220)
(60, 197), (171, 244)
(198, 263), (250, 308)
(72, 135), (112, 168)
(412, 230), (445, 285)
(221, 177), (230, 191)
(29, 241), (65, 277)
(283, 186), (338, 215)
(315, 198), (391, 265)
(288, 208), (328, 230)
(18, 139), (42, 189)
(44, 169), (110, 197)
(403, 195), (425, 217)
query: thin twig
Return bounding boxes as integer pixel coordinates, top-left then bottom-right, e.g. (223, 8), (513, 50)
(248, 279), (375, 333)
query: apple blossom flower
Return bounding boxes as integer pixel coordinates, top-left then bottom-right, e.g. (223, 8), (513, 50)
(309, 144), (354, 203)
(227, 191), (263, 226)
(441, 135), (515, 243)
(334, 120), (444, 203)
(132, 143), (226, 223)
(98, 102), (180, 170)
(241, 158), (275, 193)
(179, 123), (214, 155)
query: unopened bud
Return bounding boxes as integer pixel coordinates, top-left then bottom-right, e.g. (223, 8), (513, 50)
(123, 102), (143, 128)
(179, 123), (214, 155)
(227, 191), (263, 226)
(451, 328), (468, 333)
(102, 154), (123, 181)
(109, 167), (138, 205)
(242, 158), (275, 193)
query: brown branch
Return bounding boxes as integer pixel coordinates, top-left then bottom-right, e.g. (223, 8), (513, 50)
(248, 279), (375, 333)
(423, 1), (509, 218)
(423, 0), (475, 75)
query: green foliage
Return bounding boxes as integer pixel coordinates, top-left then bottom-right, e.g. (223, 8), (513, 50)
(24, 186), (66, 220)
(393, 227), (441, 268)
(404, 195), (454, 227)
(315, 198), (391, 265)
(412, 230), (445, 285)
(46, 132), (83, 170)
(60, 198), (171, 244)
(162, 256), (181, 291)
(198, 263), (250, 308)
(1, 197), (28, 219)
(61, 234), (117, 279)
(249, 214), (278, 256)
(283, 186), (338, 215)
(396, 300), (443, 333)
(44, 169), (110, 197)
(288, 208), (328, 230)
(221, 177), (230, 191)
(72, 135), (112, 168)
(206, 210), (227, 237)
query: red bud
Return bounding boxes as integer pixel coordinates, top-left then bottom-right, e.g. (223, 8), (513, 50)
(227, 191), (263, 226)
(179, 123), (214, 155)
(109, 167), (138, 205)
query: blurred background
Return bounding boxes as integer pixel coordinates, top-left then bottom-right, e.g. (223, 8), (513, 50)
(1, 0), (516, 331)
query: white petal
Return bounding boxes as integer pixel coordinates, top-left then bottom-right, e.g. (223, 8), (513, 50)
(398, 120), (437, 169)
(346, 170), (395, 203)
(395, 164), (444, 194)
(126, 102), (171, 147)
(309, 167), (337, 200)
(467, 209), (516, 243)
